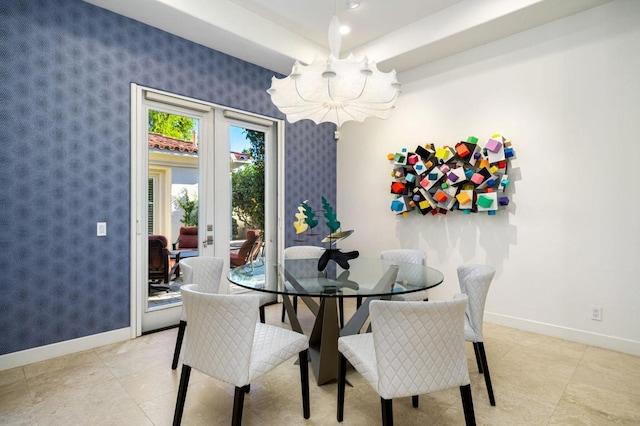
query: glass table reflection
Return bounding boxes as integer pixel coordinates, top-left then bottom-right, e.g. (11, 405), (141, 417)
(228, 257), (444, 385)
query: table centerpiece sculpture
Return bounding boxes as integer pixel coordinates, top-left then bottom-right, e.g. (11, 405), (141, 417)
(293, 196), (359, 271)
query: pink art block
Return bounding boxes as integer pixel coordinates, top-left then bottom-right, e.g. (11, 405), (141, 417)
(440, 164), (450, 173)
(486, 139), (502, 152)
(408, 154), (418, 165)
(470, 173), (485, 184)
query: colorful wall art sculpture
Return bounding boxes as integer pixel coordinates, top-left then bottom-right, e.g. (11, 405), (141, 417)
(388, 135), (515, 216)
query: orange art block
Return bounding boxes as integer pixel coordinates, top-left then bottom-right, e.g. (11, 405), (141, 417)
(456, 144), (471, 157)
(387, 153), (395, 160)
(479, 159), (490, 169)
(434, 192), (448, 202)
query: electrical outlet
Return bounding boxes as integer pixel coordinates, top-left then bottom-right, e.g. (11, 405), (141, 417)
(97, 222), (107, 237)
(590, 305), (602, 321)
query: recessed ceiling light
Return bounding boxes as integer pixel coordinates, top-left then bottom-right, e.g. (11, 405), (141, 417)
(346, 1), (360, 9)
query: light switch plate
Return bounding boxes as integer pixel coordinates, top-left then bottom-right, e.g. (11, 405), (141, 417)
(97, 222), (107, 236)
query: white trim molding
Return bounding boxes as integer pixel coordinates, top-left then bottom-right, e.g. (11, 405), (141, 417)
(485, 312), (640, 356)
(0, 328), (132, 371)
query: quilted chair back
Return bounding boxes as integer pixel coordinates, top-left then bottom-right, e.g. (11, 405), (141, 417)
(284, 245), (326, 259)
(180, 257), (224, 294)
(380, 249), (425, 285)
(369, 296), (470, 399)
(457, 264), (496, 343)
(180, 284), (259, 387)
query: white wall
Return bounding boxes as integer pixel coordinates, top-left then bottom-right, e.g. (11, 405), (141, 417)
(337, 0), (640, 355)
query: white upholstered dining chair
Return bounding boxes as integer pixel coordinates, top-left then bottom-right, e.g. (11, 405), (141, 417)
(171, 256), (224, 370)
(171, 256), (271, 370)
(458, 264), (497, 406)
(337, 296), (476, 426)
(380, 249), (429, 302)
(173, 285), (310, 426)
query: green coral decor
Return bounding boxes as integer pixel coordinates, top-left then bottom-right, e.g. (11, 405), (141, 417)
(293, 197), (359, 271)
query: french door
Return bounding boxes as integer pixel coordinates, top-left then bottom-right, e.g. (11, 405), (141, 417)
(131, 85), (282, 335)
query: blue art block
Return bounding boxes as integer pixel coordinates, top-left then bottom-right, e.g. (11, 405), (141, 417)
(499, 196), (510, 206)
(391, 199), (405, 212)
(465, 169), (474, 178)
(488, 210), (497, 216)
(505, 147), (514, 158)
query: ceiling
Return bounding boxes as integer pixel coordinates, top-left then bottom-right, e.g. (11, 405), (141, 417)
(84, 0), (611, 80)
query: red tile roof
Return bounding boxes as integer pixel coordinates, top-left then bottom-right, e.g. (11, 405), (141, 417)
(148, 132), (198, 153)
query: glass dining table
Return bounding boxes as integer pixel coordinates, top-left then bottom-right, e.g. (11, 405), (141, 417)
(228, 257), (444, 385)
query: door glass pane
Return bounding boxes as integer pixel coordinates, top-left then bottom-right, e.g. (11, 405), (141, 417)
(230, 125), (265, 278)
(148, 109), (199, 310)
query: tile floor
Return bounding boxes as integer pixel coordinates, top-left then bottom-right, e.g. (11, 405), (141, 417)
(1, 300), (640, 425)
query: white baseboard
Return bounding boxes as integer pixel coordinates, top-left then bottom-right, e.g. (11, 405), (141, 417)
(485, 312), (640, 356)
(0, 328), (133, 371)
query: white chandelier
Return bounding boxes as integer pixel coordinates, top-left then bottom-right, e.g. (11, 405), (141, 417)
(267, 16), (401, 127)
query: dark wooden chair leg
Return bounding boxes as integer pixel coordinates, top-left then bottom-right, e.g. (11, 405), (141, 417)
(339, 298), (345, 329)
(232, 386), (247, 426)
(381, 397), (393, 426)
(299, 350), (310, 419)
(472, 342), (483, 373)
(356, 296), (362, 309)
(172, 364), (191, 426)
(172, 320), (187, 370)
(412, 395), (419, 408)
(259, 305), (265, 323)
(337, 354), (347, 422)
(477, 342), (495, 406)
(459, 384), (476, 426)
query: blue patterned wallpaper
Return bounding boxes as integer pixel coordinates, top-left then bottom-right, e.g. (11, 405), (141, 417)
(0, 0), (336, 355)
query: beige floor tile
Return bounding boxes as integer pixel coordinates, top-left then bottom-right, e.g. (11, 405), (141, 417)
(31, 376), (152, 426)
(0, 375), (38, 426)
(549, 381), (640, 425)
(1, 302), (640, 426)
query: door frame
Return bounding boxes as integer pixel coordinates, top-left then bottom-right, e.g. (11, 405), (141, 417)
(130, 84), (285, 336)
